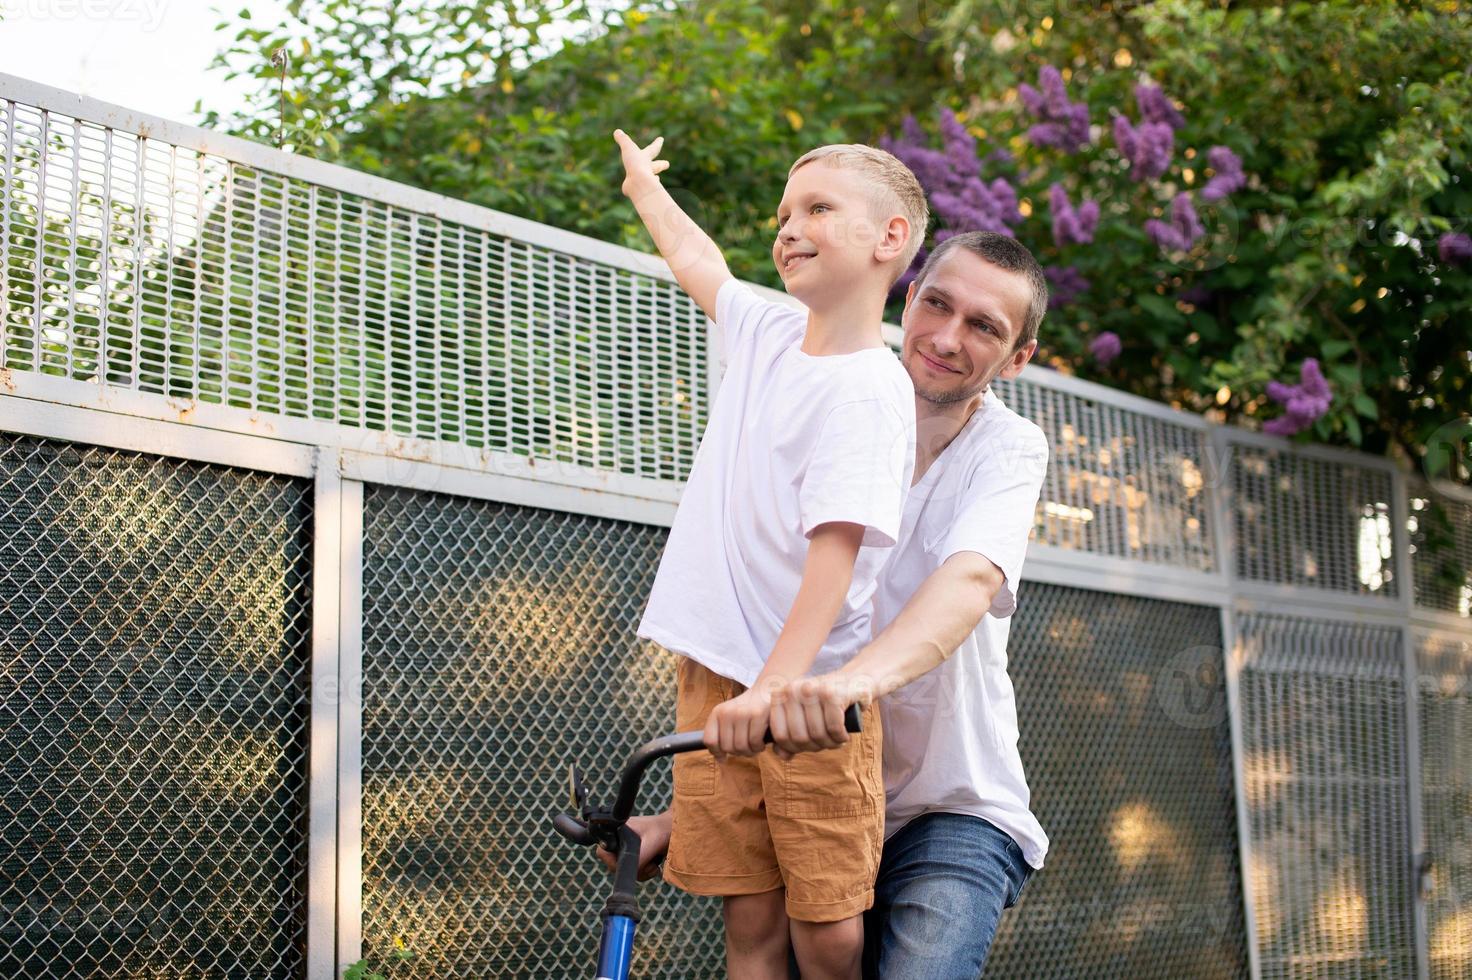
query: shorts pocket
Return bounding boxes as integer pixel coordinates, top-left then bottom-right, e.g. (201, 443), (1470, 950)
(673, 751), (717, 797)
(770, 704), (882, 819)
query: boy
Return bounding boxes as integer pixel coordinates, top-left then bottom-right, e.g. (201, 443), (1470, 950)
(614, 129), (927, 979)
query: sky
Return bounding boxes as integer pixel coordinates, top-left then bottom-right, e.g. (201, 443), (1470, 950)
(0, 0), (286, 124)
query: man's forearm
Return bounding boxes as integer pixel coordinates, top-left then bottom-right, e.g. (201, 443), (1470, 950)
(839, 551), (1004, 698)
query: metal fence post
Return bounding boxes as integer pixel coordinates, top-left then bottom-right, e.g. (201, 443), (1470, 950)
(1208, 424), (1263, 980)
(337, 472), (366, 973)
(1392, 468), (1432, 980)
(308, 449), (344, 980)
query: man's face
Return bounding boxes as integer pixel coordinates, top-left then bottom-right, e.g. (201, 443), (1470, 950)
(900, 249), (1038, 405)
(772, 162), (887, 307)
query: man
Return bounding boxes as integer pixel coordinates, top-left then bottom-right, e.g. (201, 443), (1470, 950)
(608, 230), (1050, 978)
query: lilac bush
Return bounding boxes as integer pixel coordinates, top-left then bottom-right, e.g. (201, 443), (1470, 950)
(881, 68), (1287, 428)
(1018, 66), (1091, 153)
(883, 111), (1020, 239)
(1044, 265), (1090, 308)
(1438, 232), (1472, 265)
(1135, 84), (1185, 131)
(1049, 183), (1099, 247)
(1201, 146), (1247, 201)
(1262, 359), (1333, 436)
(1089, 331), (1122, 366)
(1113, 115), (1174, 181)
(1144, 193), (1205, 252)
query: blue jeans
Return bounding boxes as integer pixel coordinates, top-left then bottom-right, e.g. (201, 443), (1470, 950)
(861, 812), (1032, 979)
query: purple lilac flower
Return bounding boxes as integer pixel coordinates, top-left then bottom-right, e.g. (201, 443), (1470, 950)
(1113, 115), (1174, 180)
(1201, 146), (1247, 202)
(1438, 232), (1472, 265)
(1019, 66), (1091, 153)
(1145, 193), (1205, 252)
(1135, 84), (1185, 131)
(938, 109), (981, 184)
(932, 176), (1021, 236)
(1048, 183), (1100, 247)
(883, 108), (1023, 241)
(1089, 330), (1122, 366)
(1262, 358), (1333, 436)
(881, 120), (952, 194)
(1043, 265), (1090, 308)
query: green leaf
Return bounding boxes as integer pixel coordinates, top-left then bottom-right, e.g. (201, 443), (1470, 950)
(1344, 413), (1363, 446)
(1320, 339), (1353, 360)
(1353, 393), (1378, 419)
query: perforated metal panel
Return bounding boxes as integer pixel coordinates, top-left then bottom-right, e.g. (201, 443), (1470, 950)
(1229, 441), (1399, 598)
(0, 96), (709, 481)
(0, 433), (313, 979)
(995, 376), (1216, 571)
(984, 583), (1248, 978)
(1416, 628), (1472, 980)
(358, 485), (724, 977)
(1235, 612), (1416, 979)
(1408, 481), (1472, 618)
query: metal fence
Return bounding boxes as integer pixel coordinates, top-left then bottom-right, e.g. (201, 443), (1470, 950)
(1, 73), (1469, 980)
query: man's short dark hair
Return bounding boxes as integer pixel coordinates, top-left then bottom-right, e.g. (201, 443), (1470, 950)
(911, 232), (1049, 349)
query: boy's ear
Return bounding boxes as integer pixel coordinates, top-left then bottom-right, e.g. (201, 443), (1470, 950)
(873, 214), (911, 265)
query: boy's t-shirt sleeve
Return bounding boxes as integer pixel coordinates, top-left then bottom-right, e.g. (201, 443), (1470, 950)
(799, 397), (910, 548)
(924, 426), (1049, 618)
(715, 279), (789, 363)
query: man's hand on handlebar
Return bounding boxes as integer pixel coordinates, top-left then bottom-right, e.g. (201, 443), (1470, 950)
(768, 673), (877, 761)
(596, 810), (672, 882)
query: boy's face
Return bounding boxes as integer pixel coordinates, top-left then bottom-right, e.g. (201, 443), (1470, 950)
(900, 249), (1037, 405)
(772, 162), (896, 307)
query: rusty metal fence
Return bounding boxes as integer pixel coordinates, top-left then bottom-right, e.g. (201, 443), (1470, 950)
(1, 73), (1469, 979)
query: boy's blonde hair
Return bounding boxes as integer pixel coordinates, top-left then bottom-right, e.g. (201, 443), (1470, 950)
(789, 144), (930, 283)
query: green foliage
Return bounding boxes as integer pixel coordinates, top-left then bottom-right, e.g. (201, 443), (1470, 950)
(205, 0), (949, 283)
(342, 942), (415, 980)
(201, 0), (1471, 477)
(935, 0), (1470, 471)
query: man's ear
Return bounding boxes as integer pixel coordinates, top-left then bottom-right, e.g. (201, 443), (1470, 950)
(998, 339), (1038, 381)
(874, 214), (910, 265)
(900, 278), (918, 322)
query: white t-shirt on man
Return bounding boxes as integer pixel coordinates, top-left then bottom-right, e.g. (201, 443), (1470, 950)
(638, 280), (916, 687)
(872, 388), (1051, 869)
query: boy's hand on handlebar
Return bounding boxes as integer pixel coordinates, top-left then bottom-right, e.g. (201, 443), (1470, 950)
(595, 810), (671, 882)
(705, 686), (775, 759)
(769, 673), (875, 761)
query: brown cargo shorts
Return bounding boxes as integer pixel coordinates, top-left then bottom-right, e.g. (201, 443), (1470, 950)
(662, 656), (884, 923)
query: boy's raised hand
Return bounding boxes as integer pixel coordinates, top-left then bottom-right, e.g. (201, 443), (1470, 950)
(613, 129), (671, 199)
(610, 127), (730, 319)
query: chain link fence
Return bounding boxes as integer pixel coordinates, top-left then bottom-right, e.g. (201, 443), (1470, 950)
(987, 584), (1248, 979)
(358, 484), (725, 977)
(0, 433), (314, 979)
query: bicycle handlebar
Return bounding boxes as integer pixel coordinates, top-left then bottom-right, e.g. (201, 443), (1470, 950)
(555, 703), (863, 845)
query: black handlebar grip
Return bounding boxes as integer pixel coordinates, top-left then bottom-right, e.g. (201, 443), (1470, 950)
(761, 702), (863, 744)
(552, 812), (596, 846)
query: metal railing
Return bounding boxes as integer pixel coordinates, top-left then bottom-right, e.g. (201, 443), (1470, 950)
(2, 72), (1469, 980)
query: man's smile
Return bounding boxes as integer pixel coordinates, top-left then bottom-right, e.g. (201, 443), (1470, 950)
(918, 351), (961, 374)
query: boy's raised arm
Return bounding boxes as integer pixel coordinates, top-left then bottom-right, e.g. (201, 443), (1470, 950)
(614, 129), (733, 321)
